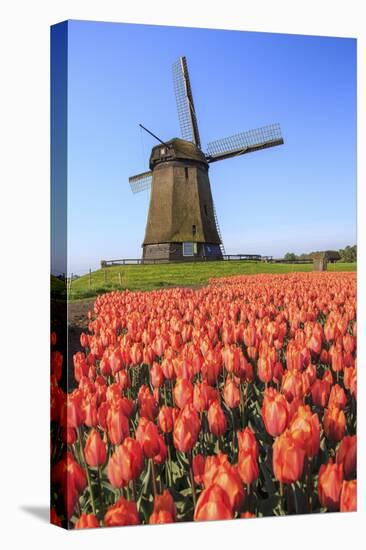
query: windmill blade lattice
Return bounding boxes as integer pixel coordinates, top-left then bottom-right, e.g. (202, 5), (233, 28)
(129, 171), (153, 194)
(206, 123), (283, 162)
(172, 57), (201, 148)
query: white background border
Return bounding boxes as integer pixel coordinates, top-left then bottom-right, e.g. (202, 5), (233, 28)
(0, 1), (364, 549)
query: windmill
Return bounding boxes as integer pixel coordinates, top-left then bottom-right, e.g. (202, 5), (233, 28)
(129, 56), (284, 262)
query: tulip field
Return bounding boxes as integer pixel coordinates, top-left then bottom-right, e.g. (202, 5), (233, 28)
(51, 271), (356, 528)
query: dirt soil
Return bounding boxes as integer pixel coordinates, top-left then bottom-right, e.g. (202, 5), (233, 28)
(67, 298), (95, 388)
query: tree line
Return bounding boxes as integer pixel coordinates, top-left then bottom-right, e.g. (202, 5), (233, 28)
(284, 245), (357, 263)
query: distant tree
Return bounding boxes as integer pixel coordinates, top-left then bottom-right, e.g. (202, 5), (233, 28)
(284, 252), (297, 261)
(339, 245), (357, 263)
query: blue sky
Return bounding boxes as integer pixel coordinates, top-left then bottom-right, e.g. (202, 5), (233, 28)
(65, 20), (356, 273)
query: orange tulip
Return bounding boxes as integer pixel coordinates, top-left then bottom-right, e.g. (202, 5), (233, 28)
(336, 435), (356, 479)
(328, 384), (347, 410)
(272, 430), (305, 484)
(223, 378), (240, 409)
(173, 405), (200, 453)
(207, 460), (244, 511)
(238, 449), (259, 485)
(311, 377), (331, 408)
(323, 406), (346, 442)
(194, 484), (233, 521)
(281, 370), (304, 402)
(289, 405), (320, 458)
(135, 418), (160, 458)
(192, 453), (205, 485)
(149, 510), (174, 524)
(157, 405), (175, 433)
(84, 429), (107, 467)
(151, 489), (176, 521)
(261, 388), (288, 437)
(237, 427), (259, 458)
(104, 497), (140, 526)
(340, 480), (357, 512)
(75, 512), (99, 529)
(174, 378), (193, 409)
(318, 460), (343, 511)
(52, 452), (87, 519)
(106, 402), (129, 445)
(207, 401), (227, 437)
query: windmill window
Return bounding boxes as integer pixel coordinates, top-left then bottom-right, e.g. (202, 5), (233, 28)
(160, 147), (166, 156)
(192, 224), (196, 236)
(184, 167), (189, 179)
(183, 242), (194, 256)
(204, 204), (208, 216)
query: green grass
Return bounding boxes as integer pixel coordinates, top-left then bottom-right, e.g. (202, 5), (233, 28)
(51, 275), (67, 300)
(68, 261), (356, 301)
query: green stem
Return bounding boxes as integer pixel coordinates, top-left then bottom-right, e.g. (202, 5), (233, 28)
(76, 427), (96, 515)
(150, 459), (158, 498)
(98, 466), (105, 519)
(189, 453), (197, 509)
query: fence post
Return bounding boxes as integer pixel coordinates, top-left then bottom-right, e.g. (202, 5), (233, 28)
(119, 272), (122, 287)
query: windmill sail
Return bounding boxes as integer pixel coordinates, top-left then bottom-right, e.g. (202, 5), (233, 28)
(206, 123), (284, 163)
(129, 170), (152, 194)
(172, 57), (201, 148)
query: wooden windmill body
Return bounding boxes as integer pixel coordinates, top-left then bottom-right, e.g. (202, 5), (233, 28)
(129, 57), (284, 262)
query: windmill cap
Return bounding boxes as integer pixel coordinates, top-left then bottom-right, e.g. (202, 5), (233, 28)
(149, 137), (208, 169)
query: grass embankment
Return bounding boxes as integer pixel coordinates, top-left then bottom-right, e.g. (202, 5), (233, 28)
(68, 261), (356, 301)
